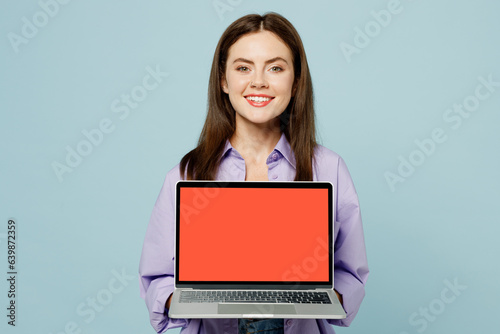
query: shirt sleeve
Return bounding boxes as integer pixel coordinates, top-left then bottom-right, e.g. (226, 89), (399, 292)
(139, 166), (190, 333)
(327, 157), (369, 327)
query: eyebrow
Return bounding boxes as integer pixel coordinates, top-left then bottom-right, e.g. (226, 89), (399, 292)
(232, 57), (289, 65)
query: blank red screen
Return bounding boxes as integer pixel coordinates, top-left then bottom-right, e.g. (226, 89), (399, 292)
(178, 187), (329, 282)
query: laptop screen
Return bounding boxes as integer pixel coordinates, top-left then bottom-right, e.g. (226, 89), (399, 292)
(175, 181), (333, 287)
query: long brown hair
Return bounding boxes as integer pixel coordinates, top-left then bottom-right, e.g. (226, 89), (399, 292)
(180, 12), (316, 180)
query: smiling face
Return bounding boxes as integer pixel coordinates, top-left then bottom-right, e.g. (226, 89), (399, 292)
(222, 30), (295, 130)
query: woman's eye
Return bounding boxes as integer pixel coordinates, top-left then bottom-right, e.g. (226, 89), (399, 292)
(237, 66), (249, 72)
(270, 66), (283, 72)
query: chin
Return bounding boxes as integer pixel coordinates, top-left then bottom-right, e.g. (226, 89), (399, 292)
(236, 109), (282, 127)
(246, 113), (276, 123)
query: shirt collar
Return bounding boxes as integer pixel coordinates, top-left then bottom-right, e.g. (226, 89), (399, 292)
(221, 132), (296, 169)
(221, 139), (235, 159)
(274, 132), (296, 169)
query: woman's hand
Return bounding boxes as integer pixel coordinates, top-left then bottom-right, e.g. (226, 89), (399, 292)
(166, 293), (173, 310)
(334, 289), (343, 306)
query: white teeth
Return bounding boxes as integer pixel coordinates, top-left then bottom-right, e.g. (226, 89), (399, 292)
(246, 96), (272, 102)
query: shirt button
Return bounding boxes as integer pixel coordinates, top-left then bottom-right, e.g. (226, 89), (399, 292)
(272, 174), (278, 179)
(272, 153), (279, 161)
(286, 319), (293, 326)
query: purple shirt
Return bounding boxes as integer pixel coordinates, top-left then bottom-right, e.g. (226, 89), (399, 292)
(139, 133), (369, 333)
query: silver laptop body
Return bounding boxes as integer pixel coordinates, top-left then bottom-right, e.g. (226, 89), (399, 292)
(169, 181), (346, 319)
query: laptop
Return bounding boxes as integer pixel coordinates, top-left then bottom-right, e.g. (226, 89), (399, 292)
(168, 181), (346, 319)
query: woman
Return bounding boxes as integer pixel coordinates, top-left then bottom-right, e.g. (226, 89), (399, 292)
(139, 12), (369, 334)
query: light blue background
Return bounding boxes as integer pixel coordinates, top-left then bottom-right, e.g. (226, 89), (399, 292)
(1, 0), (499, 333)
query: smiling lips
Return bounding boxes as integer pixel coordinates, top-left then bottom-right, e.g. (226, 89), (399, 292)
(245, 94), (274, 107)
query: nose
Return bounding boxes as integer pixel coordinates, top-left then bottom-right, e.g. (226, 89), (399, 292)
(250, 72), (268, 88)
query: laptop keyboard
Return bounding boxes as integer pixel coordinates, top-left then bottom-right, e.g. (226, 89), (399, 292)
(179, 290), (332, 304)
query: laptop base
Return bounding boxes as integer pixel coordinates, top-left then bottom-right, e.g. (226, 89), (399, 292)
(169, 288), (346, 319)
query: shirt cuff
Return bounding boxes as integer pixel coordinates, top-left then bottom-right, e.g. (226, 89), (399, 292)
(145, 276), (189, 333)
(328, 269), (366, 327)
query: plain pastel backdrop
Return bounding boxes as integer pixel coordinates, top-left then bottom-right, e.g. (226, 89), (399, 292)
(1, 0), (499, 333)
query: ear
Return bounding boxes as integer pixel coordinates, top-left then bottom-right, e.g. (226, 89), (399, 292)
(221, 77), (229, 94)
(292, 79), (298, 97)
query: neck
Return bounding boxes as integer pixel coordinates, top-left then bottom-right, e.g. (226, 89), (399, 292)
(230, 119), (282, 163)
